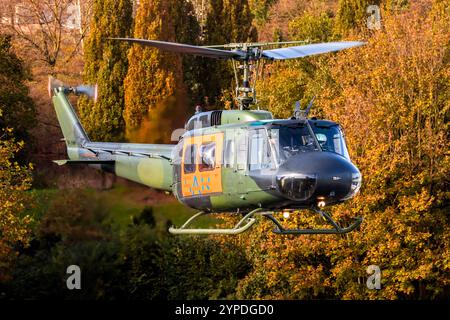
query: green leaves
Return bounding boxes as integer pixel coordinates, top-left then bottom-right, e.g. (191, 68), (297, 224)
(78, 0), (133, 141)
(289, 11), (335, 42)
(0, 135), (33, 281)
(0, 35), (35, 280)
(0, 35), (36, 154)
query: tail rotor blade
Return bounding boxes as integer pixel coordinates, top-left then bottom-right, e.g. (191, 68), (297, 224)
(75, 84), (98, 103)
(48, 76), (65, 98)
(48, 76), (98, 102)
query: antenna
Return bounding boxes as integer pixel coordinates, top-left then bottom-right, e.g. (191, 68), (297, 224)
(294, 101), (301, 119)
(292, 96), (316, 119)
(304, 95), (316, 117)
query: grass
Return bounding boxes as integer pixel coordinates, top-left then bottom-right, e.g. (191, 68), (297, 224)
(98, 186), (222, 230)
(152, 201), (222, 229)
(24, 188), (60, 230)
(25, 185), (221, 232)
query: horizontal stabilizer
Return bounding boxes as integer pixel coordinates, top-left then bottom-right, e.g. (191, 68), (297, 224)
(53, 159), (115, 166)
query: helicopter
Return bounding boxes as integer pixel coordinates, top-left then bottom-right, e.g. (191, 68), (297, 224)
(49, 38), (365, 235)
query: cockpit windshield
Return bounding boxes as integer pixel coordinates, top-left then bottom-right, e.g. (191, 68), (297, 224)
(268, 123), (319, 163)
(266, 121), (350, 165)
(311, 124), (350, 160)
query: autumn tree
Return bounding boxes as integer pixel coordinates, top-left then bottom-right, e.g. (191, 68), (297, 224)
(0, 0), (91, 70)
(125, 0), (258, 138)
(123, 0), (199, 143)
(335, 0), (410, 36)
(256, 6), (336, 117)
(334, 0), (384, 35)
(0, 136), (33, 282)
(248, 0), (277, 26)
(317, 0), (449, 298)
(202, 0), (257, 108)
(253, 0), (312, 42)
(0, 34), (34, 281)
(289, 10), (335, 42)
(171, 1), (204, 114)
(0, 34), (36, 159)
(77, 0), (133, 141)
(231, 0), (450, 299)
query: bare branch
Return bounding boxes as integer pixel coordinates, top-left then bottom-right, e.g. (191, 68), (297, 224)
(1, 0), (92, 67)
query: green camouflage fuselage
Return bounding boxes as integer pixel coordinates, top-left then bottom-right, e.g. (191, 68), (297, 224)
(52, 90), (279, 212)
(52, 88), (360, 213)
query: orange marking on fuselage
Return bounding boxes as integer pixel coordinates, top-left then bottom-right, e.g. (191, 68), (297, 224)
(181, 133), (223, 197)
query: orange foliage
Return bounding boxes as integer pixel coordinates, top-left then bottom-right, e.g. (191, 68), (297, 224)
(221, 0), (449, 299)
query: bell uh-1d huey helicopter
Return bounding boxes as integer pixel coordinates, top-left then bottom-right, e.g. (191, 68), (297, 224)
(49, 38), (365, 235)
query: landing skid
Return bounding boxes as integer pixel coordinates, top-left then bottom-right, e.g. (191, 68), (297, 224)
(263, 207), (363, 235)
(168, 208), (263, 235)
(168, 207), (362, 235)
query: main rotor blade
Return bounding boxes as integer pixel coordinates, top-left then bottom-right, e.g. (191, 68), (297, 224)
(111, 38), (244, 59)
(204, 40), (309, 49)
(262, 41), (365, 60)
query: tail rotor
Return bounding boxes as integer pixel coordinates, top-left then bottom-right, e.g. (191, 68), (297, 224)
(48, 76), (98, 103)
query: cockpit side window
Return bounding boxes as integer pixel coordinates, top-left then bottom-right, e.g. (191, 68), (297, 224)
(268, 123), (318, 164)
(199, 114), (209, 129)
(185, 117), (196, 131)
(311, 124), (350, 160)
(185, 114), (209, 131)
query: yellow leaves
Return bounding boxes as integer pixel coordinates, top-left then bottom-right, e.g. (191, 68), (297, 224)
(232, 0), (449, 300)
(398, 188), (435, 214)
(0, 137), (33, 279)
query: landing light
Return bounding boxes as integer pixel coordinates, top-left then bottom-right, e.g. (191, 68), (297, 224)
(283, 211), (290, 219)
(318, 201), (326, 208)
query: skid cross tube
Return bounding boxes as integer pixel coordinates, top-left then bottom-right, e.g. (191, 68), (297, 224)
(263, 208), (363, 235)
(168, 208), (263, 235)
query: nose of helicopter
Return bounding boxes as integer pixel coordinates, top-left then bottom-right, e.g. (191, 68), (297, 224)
(276, 152), (361, 205)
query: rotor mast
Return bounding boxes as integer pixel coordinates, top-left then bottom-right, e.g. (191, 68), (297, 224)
(236, 56), (254, 110)
(111, 38), (366, 111)
(225, 41), (308, 110)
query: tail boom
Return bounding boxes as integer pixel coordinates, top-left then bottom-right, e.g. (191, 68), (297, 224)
(51, 84), (174, 191)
